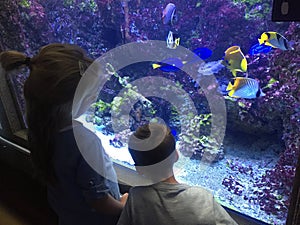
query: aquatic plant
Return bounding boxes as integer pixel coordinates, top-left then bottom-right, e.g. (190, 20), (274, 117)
(63, 0), (75, 7)
(177, 113), (225, 162)
(78, 0), (98, 13)
(19, 0), (31, 8)
(91, 65), (157, 133)
(232, 0), (271, 20)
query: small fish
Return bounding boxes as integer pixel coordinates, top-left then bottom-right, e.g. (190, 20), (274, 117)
(171, 129), (177, 137)
(262, 77), (278, 89)
(249, 43), (273, 55)
(152, 58), (186, 72)
(226, 77), (265, 99)
(166, 31), (180, 49)
(197, 60), (225, 76)
(162, 3), (176, 25)
(222, 46), (247, 77)
(258, 32), (294, 51)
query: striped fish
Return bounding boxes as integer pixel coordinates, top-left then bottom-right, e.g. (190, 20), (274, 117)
(226, 77), (265, 99)
(162, 3), (176, 25)
(258, 32), (294, 51)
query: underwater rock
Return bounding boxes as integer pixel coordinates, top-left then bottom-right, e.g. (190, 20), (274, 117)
(191, 144), (225, 163)
(225, 99), (283, 138)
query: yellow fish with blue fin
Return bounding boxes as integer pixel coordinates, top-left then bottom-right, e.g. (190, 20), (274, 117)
(226, 77), (265, 99)
(258, 32), (294, 51)
(222, 46), (247, 77)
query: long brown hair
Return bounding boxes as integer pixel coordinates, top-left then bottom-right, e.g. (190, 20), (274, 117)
(0, 43), (93, 184)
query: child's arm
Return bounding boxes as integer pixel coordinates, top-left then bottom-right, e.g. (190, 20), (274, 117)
(116, 192), (132, 225)
(75, 152), (127, 216)
(89, 193), (128, 215)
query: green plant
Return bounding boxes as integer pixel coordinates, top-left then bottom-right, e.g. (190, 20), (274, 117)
(178, 113), (224, 161)
(19, 0), (31, 8)
(78, 0), (98, 12)
(63, 0), (75, 7)
(92, 100), (111, 113)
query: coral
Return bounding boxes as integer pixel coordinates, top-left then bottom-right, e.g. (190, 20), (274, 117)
(109, 128), (132, 148)
(222, 175), (245, 196)
(177, 113), (225, 162)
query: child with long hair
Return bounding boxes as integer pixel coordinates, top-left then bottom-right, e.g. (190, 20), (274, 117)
(0, 43), (127, 225)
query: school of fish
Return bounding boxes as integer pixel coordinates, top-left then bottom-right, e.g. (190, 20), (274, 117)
(157, 3), (295, 100)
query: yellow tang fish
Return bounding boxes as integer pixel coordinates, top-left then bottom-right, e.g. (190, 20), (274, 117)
(258, 32), (294, 51)
(226, 77), (265, 99)
(222, 46), (247, 77)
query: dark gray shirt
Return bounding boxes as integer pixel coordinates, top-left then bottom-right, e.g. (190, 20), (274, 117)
(117, 182), (238, 225)
(48, 124), (120, 225)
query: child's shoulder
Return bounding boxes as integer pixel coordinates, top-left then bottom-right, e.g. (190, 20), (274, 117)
(187, 185), (214, 198)
(130, 183), (213, 196)
(129, 185), (152, 193)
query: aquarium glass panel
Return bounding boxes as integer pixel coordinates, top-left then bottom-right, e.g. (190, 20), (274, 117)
(1, 0), (299, 224)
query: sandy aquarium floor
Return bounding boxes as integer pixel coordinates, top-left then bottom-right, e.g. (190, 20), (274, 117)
(174, 134), (283, 225)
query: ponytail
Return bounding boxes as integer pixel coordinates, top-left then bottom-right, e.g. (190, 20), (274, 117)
(0, 50), (31, 71)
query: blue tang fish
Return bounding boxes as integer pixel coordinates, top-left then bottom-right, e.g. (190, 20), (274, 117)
(188, 47), (213, 63)
(152, 58), (186, 72)
(249, 43), (272, 55)
(226, 77), (265, 99)
(192, 47), (213, 60)
(171, 129), (177, 137)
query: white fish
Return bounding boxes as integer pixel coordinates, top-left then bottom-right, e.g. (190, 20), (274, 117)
(197, 60), (225, 76)
(162, 3), (176, 25)
(166, 31), (180, 49)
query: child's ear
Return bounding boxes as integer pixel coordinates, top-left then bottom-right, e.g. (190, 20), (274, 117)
(175, 149), (179, 162)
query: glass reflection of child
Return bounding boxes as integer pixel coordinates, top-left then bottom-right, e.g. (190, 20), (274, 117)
(117, 123), (238, 225)
(0, 43), (127, 225)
